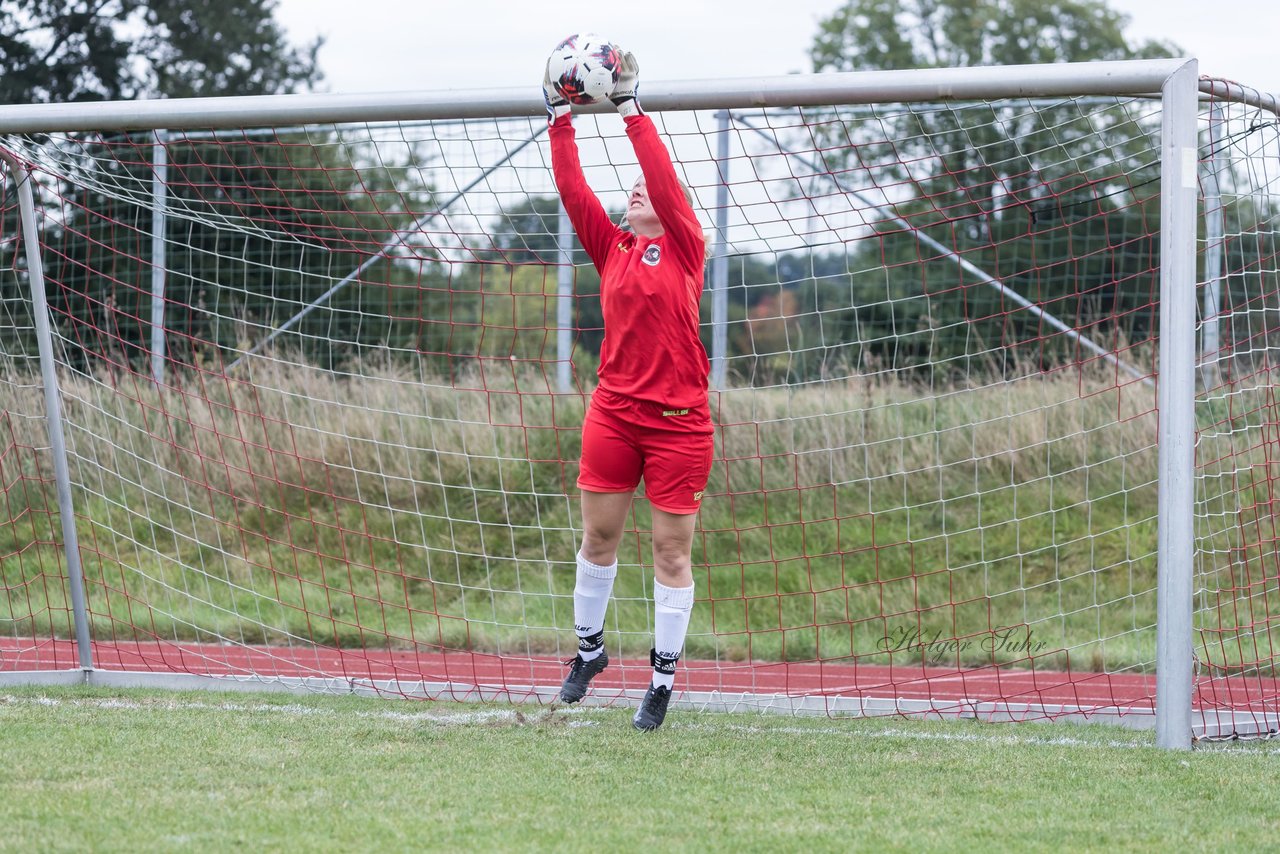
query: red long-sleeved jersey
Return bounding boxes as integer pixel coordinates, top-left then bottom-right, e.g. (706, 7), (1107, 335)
(549, 113), (709, 412)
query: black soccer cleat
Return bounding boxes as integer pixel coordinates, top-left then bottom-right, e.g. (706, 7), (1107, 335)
(632, 683), (672, 731)
(559, 650), (609, 704)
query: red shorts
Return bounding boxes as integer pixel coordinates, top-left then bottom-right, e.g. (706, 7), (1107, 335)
(577, 388), (714, 515)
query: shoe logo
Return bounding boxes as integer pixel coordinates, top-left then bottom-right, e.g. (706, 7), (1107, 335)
(642, 245), (661, 266)
(651, 649), (680, 674)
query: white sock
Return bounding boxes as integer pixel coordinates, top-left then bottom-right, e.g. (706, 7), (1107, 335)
(573, 551), (616, 661)
(651, 580), (695, 689)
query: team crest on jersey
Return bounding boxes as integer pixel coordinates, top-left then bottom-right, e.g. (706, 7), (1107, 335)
(642, 245), (661, 266)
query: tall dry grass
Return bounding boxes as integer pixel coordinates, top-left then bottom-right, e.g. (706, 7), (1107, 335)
(0, 355), (1275, 673)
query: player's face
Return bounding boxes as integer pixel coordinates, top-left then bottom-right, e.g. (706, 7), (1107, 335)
(625, 177), (663, 237)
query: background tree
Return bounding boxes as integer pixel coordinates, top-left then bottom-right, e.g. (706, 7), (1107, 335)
(0, 2), (451, 375)
(785, 0), (1185, 378)
(50, 133), (439, 372)
(483, 194), (641, 363)
(810, 0), (1173, 71)
(0, 0), (321, 104)
(487, 196), (580, 266)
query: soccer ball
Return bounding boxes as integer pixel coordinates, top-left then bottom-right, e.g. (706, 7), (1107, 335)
(547, 34), (621, 106)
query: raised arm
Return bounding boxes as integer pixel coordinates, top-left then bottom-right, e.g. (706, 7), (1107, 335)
(548, 115), (624, 274)
(610, 50), (705, 274)
(625, 114), (705, 274)
(543, 67), (624, 274)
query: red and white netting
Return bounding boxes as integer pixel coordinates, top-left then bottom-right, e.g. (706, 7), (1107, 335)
(0, 89), (1276, 734)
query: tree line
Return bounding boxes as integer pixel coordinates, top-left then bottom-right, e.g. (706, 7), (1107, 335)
(4, 0), (1276, 386)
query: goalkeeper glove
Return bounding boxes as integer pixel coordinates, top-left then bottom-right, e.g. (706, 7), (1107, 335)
(610, 49), (641, 117)
(542, 67), (571, 123)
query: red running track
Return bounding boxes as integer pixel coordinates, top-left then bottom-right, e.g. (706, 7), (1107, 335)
(2, 638), (1277, 721)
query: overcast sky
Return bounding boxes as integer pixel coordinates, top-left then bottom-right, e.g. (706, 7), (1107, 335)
(273, 0), (1278, 97)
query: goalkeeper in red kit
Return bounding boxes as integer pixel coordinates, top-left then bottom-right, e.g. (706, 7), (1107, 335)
(543, 47), (711, 731)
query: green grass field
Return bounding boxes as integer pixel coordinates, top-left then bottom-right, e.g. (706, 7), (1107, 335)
(2, 686), (1279, 852)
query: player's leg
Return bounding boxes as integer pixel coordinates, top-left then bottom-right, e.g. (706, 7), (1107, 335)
(652, 506), (696, 588)
(633, 429), (713, 730)
(579, 488), (634, 568)
(632, 506), (697, 730)
(561, 405), (641, 703)
(651, 506), (698, 687)
(573, 487), (634, 664)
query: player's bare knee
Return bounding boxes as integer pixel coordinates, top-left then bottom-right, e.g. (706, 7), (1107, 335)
(652, 526), (691, 553)
(580, 528), (622, 566)
(652, 548), (692, 587)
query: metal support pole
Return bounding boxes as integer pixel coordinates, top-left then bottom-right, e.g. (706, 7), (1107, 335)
(709, 110), (731, 389)
(1156, 60), (1199, 750)
(0, 152), (94, 672)
(150, 130), (168, 385)
(1200, 105), (1226, 388)
(556, 200), (573, 393)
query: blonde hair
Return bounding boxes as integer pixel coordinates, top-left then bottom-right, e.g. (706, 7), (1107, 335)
(679, 181), (715, 263)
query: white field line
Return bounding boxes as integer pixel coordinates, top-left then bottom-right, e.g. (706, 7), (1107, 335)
(0, 693), (593, 726)
(672, 720), (1147, 750)
(2, 692), (1274, 751)
(670, 720), (1280, 753)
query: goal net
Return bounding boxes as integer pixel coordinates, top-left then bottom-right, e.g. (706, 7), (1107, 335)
(1194, 80), (1280, 738)
(0, 64), (1275, 738)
